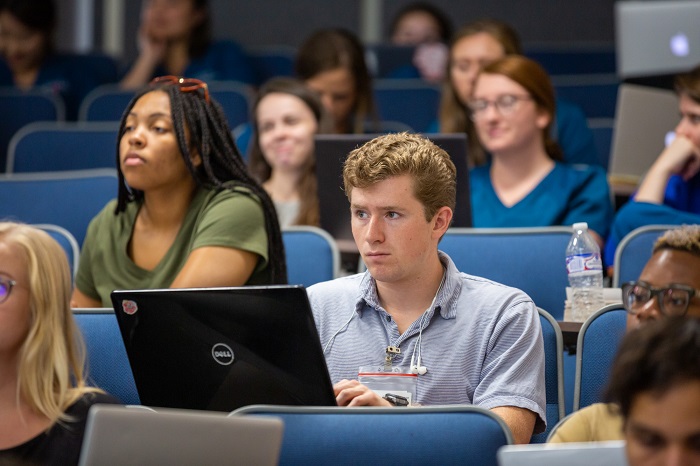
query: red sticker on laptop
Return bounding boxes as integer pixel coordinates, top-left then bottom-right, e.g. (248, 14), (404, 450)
(122, 300), (138, 315)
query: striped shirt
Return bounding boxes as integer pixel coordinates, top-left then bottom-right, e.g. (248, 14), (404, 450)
(307, 252), (546, 433)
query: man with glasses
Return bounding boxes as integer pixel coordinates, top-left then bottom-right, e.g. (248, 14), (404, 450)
(549, 224), (700, 443)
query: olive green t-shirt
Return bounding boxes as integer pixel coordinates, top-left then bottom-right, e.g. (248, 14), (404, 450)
(75, 186), (270, 307)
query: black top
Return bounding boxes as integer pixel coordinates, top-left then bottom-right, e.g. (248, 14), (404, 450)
(0, 392), (119, 466)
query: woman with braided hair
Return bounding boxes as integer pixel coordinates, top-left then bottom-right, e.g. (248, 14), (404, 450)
(72, 76), (286, 308)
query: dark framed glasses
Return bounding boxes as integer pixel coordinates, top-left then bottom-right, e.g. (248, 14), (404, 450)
(621, 281), (699, 317)
(0, 278), (16, 304)
(150, 75), (210, 103)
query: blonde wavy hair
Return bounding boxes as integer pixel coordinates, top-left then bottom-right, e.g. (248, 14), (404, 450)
(343, 132), (456, 221)
(0, 222), (98, 425)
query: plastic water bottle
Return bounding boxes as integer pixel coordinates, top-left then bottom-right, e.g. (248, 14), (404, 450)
(566, 222), (604, 322)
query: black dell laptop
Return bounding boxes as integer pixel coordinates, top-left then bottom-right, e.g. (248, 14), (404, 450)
(110, 286), (337, 411)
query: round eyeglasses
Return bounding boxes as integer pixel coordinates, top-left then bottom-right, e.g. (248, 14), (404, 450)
(467, 94), (532, 121)
(621, 281), (699, 317)
(0, 278), (16, 304)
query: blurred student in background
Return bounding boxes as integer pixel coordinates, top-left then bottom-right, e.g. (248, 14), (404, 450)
(120, 0), (255, 89)
(0, 222), (117, 466)
(438, 19), (598, 167)
(388, 2), (451, 82)
(296, 28), (376, 134)
(72, 76), (286, 308)
(468, 55), (613, 247)
(248, 78), (331, 227)
(605, 65), (700, 273)
(0, 0), (117, 119)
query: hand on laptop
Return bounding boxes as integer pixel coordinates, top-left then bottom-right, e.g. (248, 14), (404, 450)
(333, 379), (393, 407)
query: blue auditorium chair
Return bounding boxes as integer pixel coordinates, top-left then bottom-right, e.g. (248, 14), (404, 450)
(613, 225), (676, 287)
(35, 223), (80, 279)
(0, 88), (65, 172)
(573, 304), (627, 411)
(232, 405), (512, 466)
(247, 45), (295, 84)
(524, 45), (617, 75)
(552, 75), (620, 119)
(439, 227), (573, 320)
(588, 118), (615, 171)
(79, 82), (253, 130)
(73, 308), (140, 405)
(373, 79), (441, 132)
(283, 226), (340, 288)
(531, 308), (565, 443)
(6, 122), (119, 173)
(0, 169), (118, 245)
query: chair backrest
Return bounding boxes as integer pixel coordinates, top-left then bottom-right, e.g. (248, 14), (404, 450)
(587, 118), (615, 171)
(531, 308), (565, 443)
(73, 308), (140, 405)
(552, 75), (620, 119)
(524, 45), (617, 75)
(79, 82), (253, 130)
(7, 122), (119, 173)
(34, 223), (80, 279)
(0, 88), (65, 172)
(232, 405), (513, 466)
(282, 226), (340, 287)
(0, 169), (118, 245)
(247, 45), (296, 84)
(440, 227), (573, 320)
(613, 225), (676, 287)
(573, 304), (627, 411)
(373, 79), (441, 132)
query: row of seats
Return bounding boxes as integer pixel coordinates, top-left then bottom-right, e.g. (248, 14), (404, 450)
(73, 305), (562, 444)
(0, 164), (669, 317)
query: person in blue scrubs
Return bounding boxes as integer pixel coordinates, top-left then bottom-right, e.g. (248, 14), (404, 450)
(0, 0), (116, 119)
(438, 19), (598, 168)
(120, 0), (255, 90)
(469, 55), (613, 248)
(604, 65), (700, 271)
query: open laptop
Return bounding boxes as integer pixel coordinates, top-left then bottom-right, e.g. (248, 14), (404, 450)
(616, 1), (700, 80)
(314, 133), (472, 248)
(609, 84), (679, 190)
(78, 404), (283, 466)
(110, 285), (337, 411)
(498, 441), (627, 466)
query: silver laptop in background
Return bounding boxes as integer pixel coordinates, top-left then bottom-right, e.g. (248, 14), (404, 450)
(616, 1), (700, 79)
(498, 441), (627, 466)
(609, 84), (678, 191)
(78, 405), (284, 466)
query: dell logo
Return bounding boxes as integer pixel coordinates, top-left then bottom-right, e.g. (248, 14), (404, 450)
(211, 343), (235, 366)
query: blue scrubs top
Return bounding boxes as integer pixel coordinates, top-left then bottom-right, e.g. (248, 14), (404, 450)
(470, 162), (613, 238)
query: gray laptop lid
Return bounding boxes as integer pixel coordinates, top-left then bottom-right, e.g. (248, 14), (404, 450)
(314, 133), (471, 246)
(616, 1), (700, 79)
(78, 405), (283, 466)
(609, 84), (678, 185)
(498, 441), (627, 466)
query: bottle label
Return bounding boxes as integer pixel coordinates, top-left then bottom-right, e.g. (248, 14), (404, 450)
(566, 253), (602, 274)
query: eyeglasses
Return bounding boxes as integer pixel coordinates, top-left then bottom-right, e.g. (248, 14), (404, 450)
(150, 75), (210, 103)
(621, 281), (700, 317)
(0, 278), (16, 304)
(467, 94), (532, 120)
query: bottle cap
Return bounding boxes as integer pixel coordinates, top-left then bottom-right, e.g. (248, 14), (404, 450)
(572, 222), (588, 231)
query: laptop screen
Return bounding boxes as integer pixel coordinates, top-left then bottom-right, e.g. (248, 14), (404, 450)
(110, 286), (337, 411)
(616, 1), (700, 79)
(314, 133), (472, 245)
